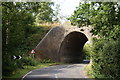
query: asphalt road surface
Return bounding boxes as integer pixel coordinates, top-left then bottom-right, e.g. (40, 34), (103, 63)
(22, 63), (91, 80)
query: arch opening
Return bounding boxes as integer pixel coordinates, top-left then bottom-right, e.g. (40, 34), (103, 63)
(59, 31), (88, 63)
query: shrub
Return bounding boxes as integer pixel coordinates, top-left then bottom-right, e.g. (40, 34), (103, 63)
(22, 56), (38, 66)
(2, 59), (18, 76)
(83, 44), (92, 60)
(91, 38), (120, 79)
(40, 59), (53, 63)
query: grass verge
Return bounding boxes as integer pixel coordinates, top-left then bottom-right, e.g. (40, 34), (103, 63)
(84, 63), (95, 79)
(3, 62), (61, 80)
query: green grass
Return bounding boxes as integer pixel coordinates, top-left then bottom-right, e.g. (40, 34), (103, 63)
(3, 62), (61, 79)
(84, 63), (95, 79)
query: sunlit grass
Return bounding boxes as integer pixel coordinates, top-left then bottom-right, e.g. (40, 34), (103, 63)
(36, 22), (61, 28)
(84, 63), (94, 78)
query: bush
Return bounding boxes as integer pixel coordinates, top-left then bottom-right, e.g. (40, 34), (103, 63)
(83, 44), (92, 60)
(22, 56), (38, 66)
(40, 59), (53, 63)
(2, 59), (18, 76)
(91, 38), (120, 79)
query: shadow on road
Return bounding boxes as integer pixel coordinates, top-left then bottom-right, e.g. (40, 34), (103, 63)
(66, 60), (90, 64)
(82, 60), (90, 64)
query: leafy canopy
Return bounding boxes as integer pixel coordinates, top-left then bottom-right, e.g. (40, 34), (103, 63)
(69, 2), (120, 39)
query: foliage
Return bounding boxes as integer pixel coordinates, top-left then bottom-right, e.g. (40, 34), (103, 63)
(82, 44), (92, 60)
(35, 2), (54, 23)
(68, 2), (91, 27)
(2, 2), (35, 75)
(69, 2), (120, 39)
(26, 26), (50, 50)
(40, 59), (53, 63)
(69, 2), (120, 79)
(3, 62), (60, 79)
(89, 3), (120, 39)
(21, 56), (38, 66)
(2, 2), (55, 76)
(91, 39), (120, 79)
(52, 4), (61, 22)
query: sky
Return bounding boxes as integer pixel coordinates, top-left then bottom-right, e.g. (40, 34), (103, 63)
(53, 0), (81, 22)
(54, 0), (80, 16)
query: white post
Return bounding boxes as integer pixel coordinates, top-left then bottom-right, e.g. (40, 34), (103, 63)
(31, 49), (35, 59)
(33, 54), (34, 59)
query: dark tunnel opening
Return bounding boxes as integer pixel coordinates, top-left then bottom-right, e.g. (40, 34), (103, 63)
(59, 31), (88, 63)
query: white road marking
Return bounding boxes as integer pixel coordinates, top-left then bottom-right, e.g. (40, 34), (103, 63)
(21, 64), (88, 79)
(21, 71), (32, 80)
(55, 74), (58, 78)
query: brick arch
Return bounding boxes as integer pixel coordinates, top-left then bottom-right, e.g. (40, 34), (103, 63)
(59, 31), (88, 63)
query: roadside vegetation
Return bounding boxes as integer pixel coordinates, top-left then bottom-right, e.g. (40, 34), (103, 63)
(82, 44), (92, 60)
(2, 1), (120, 80)
(69, 2), (120, 80)
(2, 2), (61, 78)
(3, 61), (61, 80)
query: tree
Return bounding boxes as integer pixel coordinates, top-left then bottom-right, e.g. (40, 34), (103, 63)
(2, 2), (36, 75)
(68, 2), (91, 27)
(35, 2), (54, 23)
(69, 2), (120, 39)
(2, 2), (58, 76)
(52, 4), (61, 22)
(89, 2), (120, 39)
(69, 2), (120, 79)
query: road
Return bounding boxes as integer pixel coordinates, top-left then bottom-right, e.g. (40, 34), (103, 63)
(22, 63), (91, 80)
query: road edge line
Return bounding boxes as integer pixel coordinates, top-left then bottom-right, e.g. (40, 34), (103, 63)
(21, 71), (32, 80)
